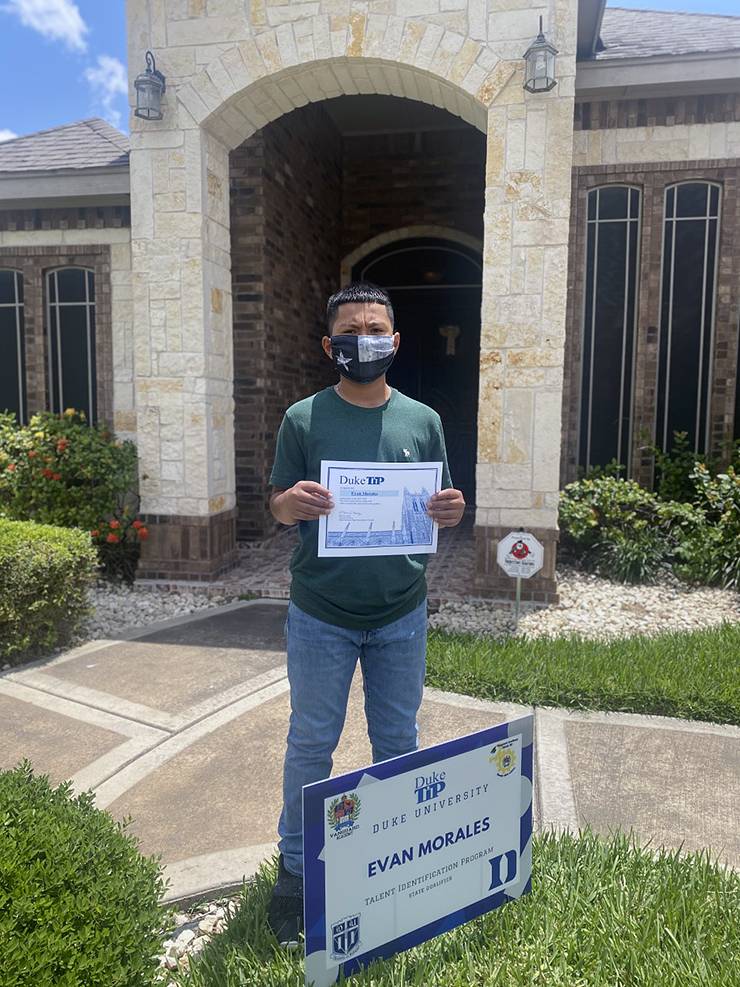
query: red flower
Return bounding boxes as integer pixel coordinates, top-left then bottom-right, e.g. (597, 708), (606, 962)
(109, 519), (121, 530)
(52, 473), (62, 481)
(106, 533), (119, 544)
(42, 468), (54, 478)
(137, 527), (149, 540)
(6, 463), (16, 472)
(91, 529), (100, 538)
(56, 439), (69, 452)
(27, 450), (38, 458)
(132, 519), (144, 530)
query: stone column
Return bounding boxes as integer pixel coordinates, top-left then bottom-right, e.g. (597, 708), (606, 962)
(128, 4), (238, 579)
(475, 0), (577, 604)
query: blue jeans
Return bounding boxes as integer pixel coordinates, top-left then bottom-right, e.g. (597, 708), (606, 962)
(278, 599), (428, 877)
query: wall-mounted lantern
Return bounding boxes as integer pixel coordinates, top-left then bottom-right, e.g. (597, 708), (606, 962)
(523, 16), (558, 94)
(134, 51), (166, 121)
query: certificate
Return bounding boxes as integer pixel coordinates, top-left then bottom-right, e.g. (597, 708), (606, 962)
(317, 460), (442, 558)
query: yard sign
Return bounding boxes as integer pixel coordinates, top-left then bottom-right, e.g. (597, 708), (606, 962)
(303, 714), (534, 986)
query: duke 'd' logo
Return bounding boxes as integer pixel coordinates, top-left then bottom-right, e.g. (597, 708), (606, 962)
(327, 792), (361, 839)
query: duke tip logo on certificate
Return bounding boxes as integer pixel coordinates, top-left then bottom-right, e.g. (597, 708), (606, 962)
(302, 713), (534, 986)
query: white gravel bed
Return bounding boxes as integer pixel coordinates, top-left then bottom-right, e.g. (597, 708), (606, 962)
(157, 896), (240, 982)
(429, 566), (740, 640)
(15, 565), (736, 670)
(71, 580), (243, 645)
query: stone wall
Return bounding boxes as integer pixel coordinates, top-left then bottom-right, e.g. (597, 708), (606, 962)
(0, 226), (134, 442)
(572, 93), (740, 168)
(231, 104), (341, 540)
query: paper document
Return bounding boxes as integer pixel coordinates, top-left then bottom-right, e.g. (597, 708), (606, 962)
(317, 460), (442, 557)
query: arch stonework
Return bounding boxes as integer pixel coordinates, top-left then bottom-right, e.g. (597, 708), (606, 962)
(126, 0), (578, 600)
(341, 226), (484, 285)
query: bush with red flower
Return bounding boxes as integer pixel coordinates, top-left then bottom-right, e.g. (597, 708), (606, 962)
(0, 408), (149, 584)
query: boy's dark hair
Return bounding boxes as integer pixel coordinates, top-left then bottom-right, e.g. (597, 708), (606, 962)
(326, 282), (394, 331)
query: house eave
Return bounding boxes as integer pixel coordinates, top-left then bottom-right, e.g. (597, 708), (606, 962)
(576, 50), (740, 100)
(0, 166), (130, 204)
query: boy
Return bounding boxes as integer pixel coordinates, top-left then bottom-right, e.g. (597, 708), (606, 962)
(267, 282), (465, 945)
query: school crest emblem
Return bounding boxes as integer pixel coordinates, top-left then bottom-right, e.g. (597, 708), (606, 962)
(331, 914), (361, 959)
(489, 743), (517, 776)
(327, 792), (361, 838)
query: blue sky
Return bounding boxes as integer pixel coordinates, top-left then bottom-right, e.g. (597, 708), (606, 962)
(0, 0), (737, 143)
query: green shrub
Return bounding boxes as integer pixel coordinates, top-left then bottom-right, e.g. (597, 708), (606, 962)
(558, 477), (701, 583)
(0, 760), (169, 987)
(0, 518), (98, 665)
(678, 463), (740, 591)
(0, 409), (150, 583)
(648, 430), (708, 503)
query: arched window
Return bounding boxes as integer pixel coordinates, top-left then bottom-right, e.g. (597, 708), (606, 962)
(0, 270), (26, 425)
(579, 185), (641, 471)
(657, 181), (721, 454)
(47, 268), (97, 426)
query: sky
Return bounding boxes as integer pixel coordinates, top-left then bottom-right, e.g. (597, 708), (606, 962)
(0, 0), (738, 144)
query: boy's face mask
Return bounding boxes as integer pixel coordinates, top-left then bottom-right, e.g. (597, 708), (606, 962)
(330, 334), (396, 384)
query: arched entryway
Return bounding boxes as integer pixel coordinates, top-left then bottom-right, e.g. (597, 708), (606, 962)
(228, 96), (486, 539)
(351, 236), (482, 502)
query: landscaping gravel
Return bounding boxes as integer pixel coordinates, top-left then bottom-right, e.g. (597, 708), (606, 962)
(157, 897), (239, 983)
(51, 566), (738, 659)
(429, 566), (740, 641)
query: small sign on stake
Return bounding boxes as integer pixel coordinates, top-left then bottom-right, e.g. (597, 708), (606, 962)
(496, 531), (545, 628)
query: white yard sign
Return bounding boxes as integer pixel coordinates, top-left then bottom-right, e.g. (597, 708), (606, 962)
(303, 716), (534, 985)
(496, 531), (545, 580)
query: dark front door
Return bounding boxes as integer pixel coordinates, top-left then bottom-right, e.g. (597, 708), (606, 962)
(353, 238), (482, 502)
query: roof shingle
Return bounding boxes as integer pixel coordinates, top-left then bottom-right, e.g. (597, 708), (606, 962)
(0, 118), (129, 174)
(597, 6), (740, 60)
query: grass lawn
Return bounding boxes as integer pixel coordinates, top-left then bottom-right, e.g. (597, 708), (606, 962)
(173, 830), (739, 987)
(425, 623), (740, 725)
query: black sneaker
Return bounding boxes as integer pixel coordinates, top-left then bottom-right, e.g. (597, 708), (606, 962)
(267, 854), (304, 948)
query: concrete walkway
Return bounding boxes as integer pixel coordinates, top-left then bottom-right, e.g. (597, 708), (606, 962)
(1, 601), (738, 904)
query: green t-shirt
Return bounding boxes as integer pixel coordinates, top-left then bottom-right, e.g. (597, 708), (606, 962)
(269, 386), (452, 630)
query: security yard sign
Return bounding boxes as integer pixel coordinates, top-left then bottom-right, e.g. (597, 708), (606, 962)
(303, 714), (534, 986)
(496, 530), (545, 580)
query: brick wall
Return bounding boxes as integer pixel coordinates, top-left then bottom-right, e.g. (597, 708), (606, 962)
(230, 104), (342, 541)
(562, 159), (740, 487)
(574, 93), (740, 131)
(0, 242), (115, 429)
(0, 204), (130, 233)
(342, 128), (486, 256)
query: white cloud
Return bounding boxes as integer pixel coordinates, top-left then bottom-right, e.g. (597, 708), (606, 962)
(0, 129), (18, 142)
(85, 55), (128, 130)
(2, 0), (88, 52)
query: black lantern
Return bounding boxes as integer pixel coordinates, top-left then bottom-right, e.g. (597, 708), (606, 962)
(523, 17), (558, 94)
(134, 51), (166, 121)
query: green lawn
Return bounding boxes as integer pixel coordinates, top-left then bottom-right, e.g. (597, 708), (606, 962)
(425, 623), (740, 725)
(174, 831), (739, 987)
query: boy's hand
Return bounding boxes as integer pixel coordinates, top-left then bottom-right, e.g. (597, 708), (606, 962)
(427, 488), (465, 527)
(271, 481), (334, 524)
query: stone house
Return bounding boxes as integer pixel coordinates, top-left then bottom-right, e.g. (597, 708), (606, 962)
(1, 0), (738, 603)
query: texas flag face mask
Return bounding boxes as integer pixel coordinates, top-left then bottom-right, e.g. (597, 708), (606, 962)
(330, 334), (396, 384)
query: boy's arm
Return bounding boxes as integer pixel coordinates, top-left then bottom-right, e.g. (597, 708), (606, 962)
(270, 484), (333, 525)
(269, 413), (333, 525)
(425, 414), (465, 528)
